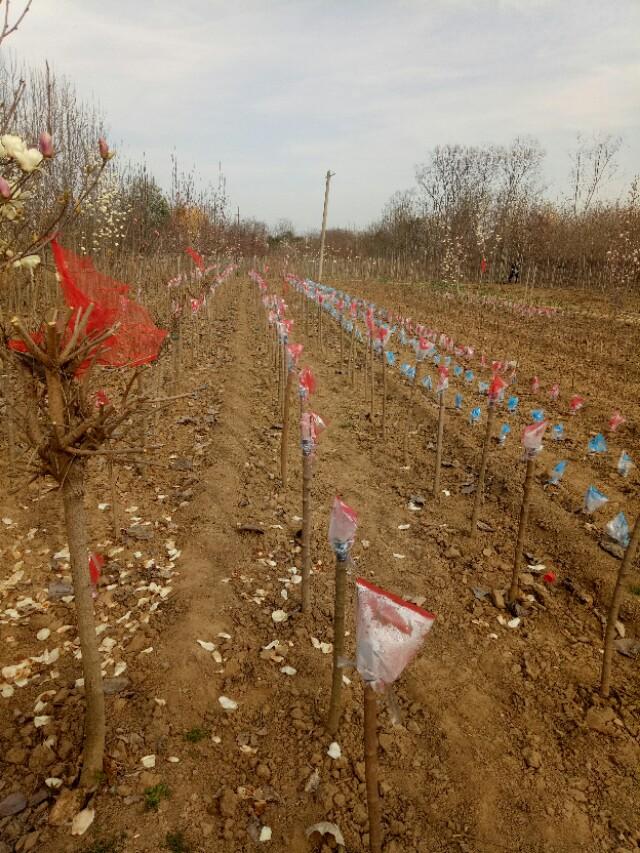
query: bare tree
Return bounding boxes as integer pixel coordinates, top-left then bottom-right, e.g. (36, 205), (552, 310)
(570, 133), (622, 215)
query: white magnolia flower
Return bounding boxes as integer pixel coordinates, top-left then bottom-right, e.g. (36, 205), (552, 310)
(1, 134), (26, 159)
(14, 147), (43, 173)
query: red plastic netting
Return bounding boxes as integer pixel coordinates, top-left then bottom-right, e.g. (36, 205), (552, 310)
(52, 240), (167, 368)
(9, 242), (167, 371)
(185, 246), (204, 271)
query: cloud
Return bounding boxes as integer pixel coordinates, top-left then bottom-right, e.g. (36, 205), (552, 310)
(9, 0), (640, 228)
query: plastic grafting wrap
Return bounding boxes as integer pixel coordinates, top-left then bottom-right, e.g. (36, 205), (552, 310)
(488, 375), (507, 403)
(584, 485), (608, 514)
(550, 383), (560, 401)
(531, 376), (540, 393)
(436, 365), (449, 393)
(300, 411), (326, 456)
(606, 512), (630, 548)
(328, 496), (358, 560)
(287, 343), (303, 371)
(355, 578), (435, 692)
(185, 246), (205, 271)
(548, 460), (567, 485)
(522, 420), (548, 458)
(51, 241), (167, 368)
(609, 411), (625, 432)
(298, 366), (316, 400)
(569, 395), (585, 414)
(618, 451), (633, 477)
(587, 433), (607, 454)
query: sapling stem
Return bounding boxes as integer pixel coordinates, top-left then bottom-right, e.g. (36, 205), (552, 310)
(301, 450), (313, 613)
(402, 361), (422, 466)
(433, 390), (446, 496)
(508, 454), (536, 604)
(327, 553), (349, 733)
(470, 400), (496, 535)
(363, 683), (383, 853)
(381, 349), (387, 437)
(600, 514), (640, 698)
(280, 368), (293, 486)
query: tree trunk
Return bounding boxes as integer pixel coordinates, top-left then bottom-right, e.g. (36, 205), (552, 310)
(600, 514), (640, 697)
(62, 458), (106, 786)
(470, 401), (496, 534)
(508, 456), (536, 604)
(327, 555), (348, 734)
(301, 451), (313, 613)
(363, 684), (383, 853)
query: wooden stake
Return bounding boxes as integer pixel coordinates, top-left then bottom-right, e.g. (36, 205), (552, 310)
(508, 455), (536, 604)
(600, 514), (640, 697)
(363, 683), (383, 853)
(433, 390), (446, 496)
(327, 554), (349, 733)
(470, 401), (496, 535)
(301, 450), (313, 613)
(317, 169), (334, 283)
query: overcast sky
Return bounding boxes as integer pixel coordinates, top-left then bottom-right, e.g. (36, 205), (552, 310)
(8, 0), (640, 230)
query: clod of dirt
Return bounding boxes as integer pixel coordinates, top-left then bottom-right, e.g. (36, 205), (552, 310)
(48, 789), (83, 826)
(615, 638), (640, 658)
(125, 524), (153, 541)
(585, 706), (617, 733)
(599, 540), (624, 560)
(491, 589), (506, 610)
(103, 677), (130, 695)
(170, 456), (194, 470)
(236, 523), (265, 535)
(0, 791), (27, 817)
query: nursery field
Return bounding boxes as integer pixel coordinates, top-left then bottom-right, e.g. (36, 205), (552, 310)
(1, 271), (640, 853)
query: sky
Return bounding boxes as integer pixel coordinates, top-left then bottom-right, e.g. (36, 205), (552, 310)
(7, 0), (640, 230)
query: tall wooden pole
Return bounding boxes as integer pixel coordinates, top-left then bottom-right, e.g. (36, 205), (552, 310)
(317, 170), (334, 283)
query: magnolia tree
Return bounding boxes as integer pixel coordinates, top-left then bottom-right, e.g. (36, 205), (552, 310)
(1, 56), (167, 785)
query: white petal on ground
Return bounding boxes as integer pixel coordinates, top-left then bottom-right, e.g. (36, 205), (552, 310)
(259, 826), (272, 842)
(271, 610), (288, 623)
(71, 808), (95, 836)
(327, 742), (341, 759)
(218, 695), (238, 711)
(140, 754), (156, 768)
(305, 822), (345, 846)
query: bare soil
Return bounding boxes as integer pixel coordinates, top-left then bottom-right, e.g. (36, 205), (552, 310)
(1, 276), (639, 853)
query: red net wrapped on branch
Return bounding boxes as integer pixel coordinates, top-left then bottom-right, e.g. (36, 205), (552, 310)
(9, 241), (167, 370)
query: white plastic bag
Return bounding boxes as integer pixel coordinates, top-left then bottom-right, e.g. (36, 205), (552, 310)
(356, 578), (435, 691)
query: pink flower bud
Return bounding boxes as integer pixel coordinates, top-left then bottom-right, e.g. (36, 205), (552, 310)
(38, 131), (54, 158)
(98, 137), (110, 160)
(0, 176), (11, 199)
